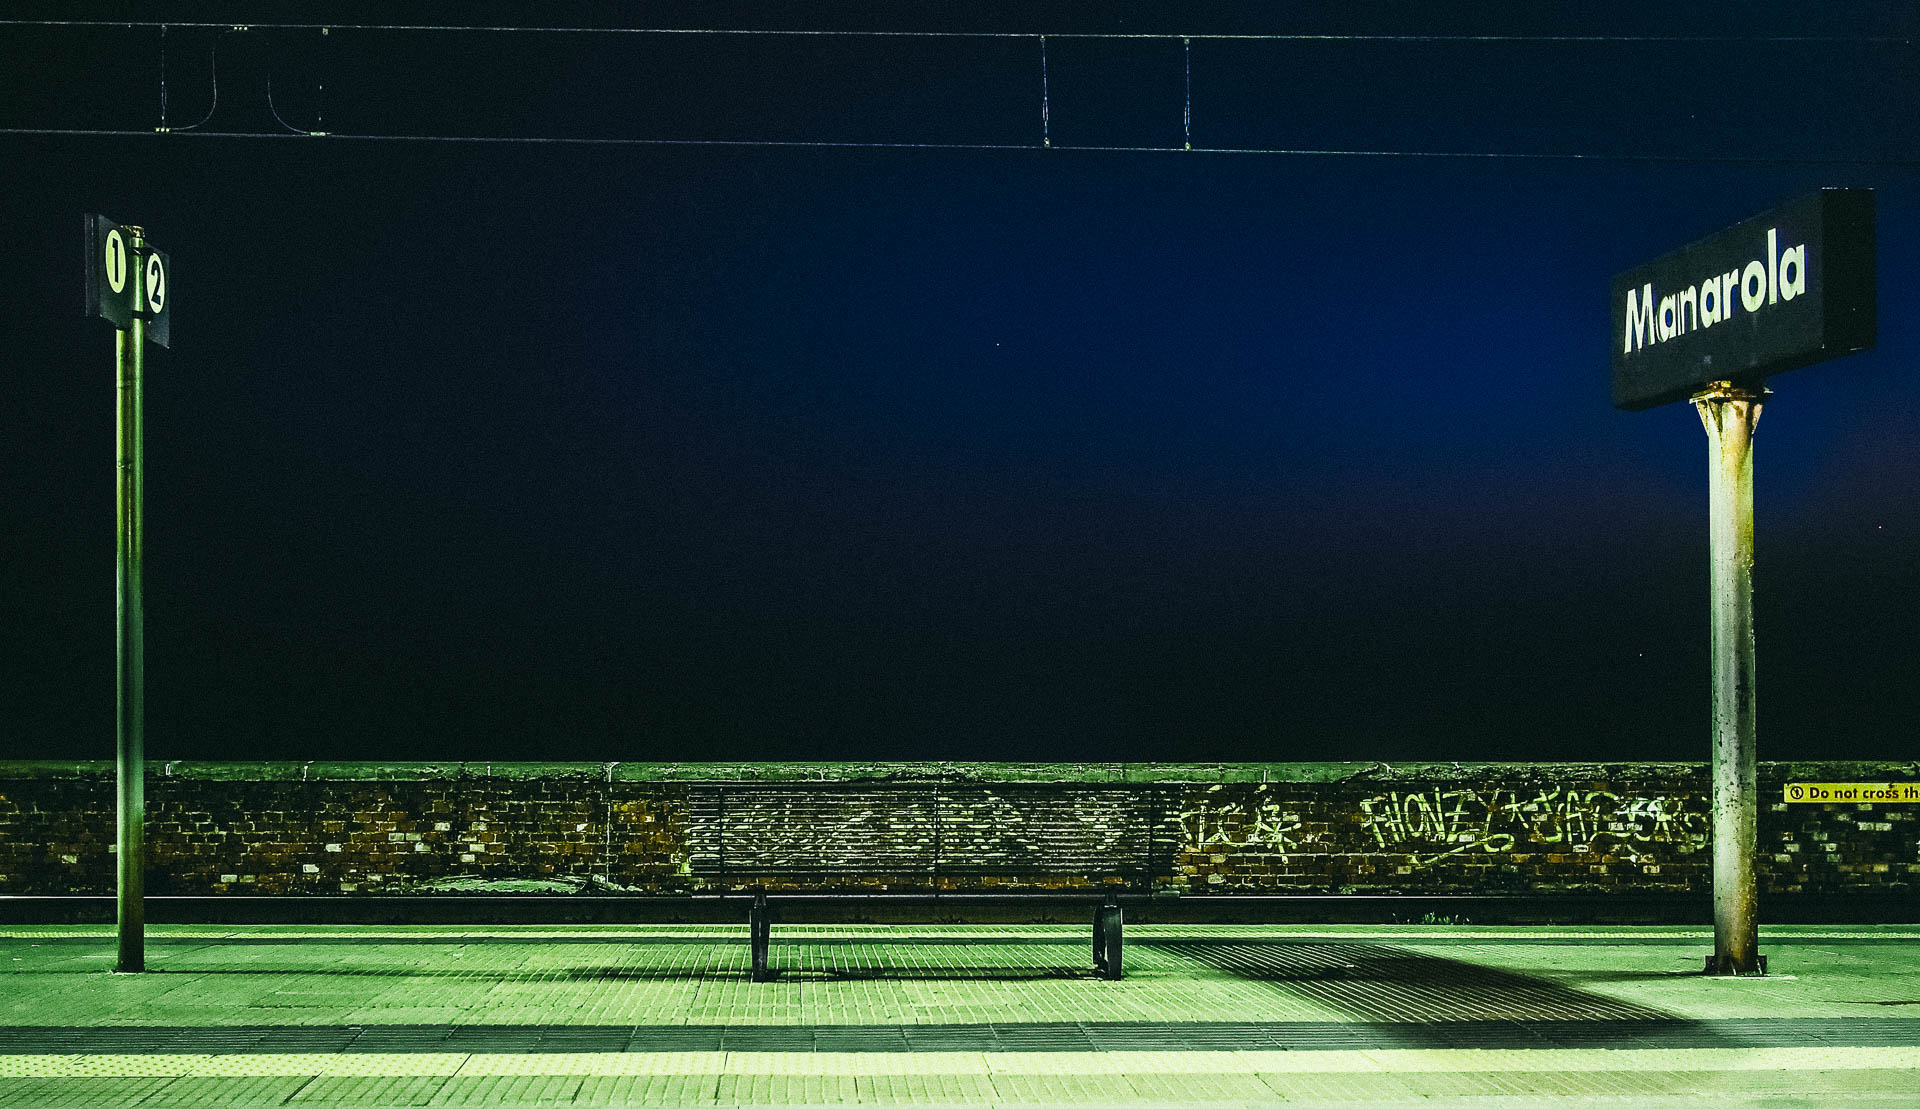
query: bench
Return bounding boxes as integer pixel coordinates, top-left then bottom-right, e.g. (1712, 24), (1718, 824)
(687, 782), (1174, 981)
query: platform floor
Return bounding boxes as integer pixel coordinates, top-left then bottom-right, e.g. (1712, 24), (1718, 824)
(3, 923), (1918, 1106)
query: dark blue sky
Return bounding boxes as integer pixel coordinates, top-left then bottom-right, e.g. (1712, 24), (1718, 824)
(4, 3), (1917, 763)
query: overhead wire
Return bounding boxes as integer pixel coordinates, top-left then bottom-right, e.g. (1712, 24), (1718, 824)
(316, 28), (327, 132)
(3, 19), (1911, 164)
(1, 127), (1913, 167)
(166, 38), (219, 131)
(265, 33), (321, 135)
(1183, 37), (1191, 151)
(0, 19), (1909, 42)
(1039, 36), (1049, 149)
(265, 73), (311, 135)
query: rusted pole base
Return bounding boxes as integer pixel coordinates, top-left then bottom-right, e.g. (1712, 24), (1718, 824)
(1705, 953), (1768, 976)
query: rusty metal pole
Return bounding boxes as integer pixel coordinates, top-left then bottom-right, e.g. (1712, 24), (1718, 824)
(115, 227), (148, 974)
(1693, 381), (1766, 976)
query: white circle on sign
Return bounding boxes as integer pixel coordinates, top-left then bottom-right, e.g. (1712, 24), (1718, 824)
(104, 229), (127, 294)
(145, 254), (166, 314)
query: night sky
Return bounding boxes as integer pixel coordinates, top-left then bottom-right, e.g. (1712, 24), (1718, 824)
(4, 4), (1917, 765)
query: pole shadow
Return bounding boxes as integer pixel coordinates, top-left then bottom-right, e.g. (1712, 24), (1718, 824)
(1149, 938), (1716, 1048)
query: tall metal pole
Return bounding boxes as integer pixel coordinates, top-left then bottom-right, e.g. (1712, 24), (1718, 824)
(115, 228), (147, 974)
(1692, 381), (1765, 976)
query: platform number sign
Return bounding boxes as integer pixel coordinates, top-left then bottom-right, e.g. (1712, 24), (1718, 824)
(103, 227), (128, 298)
(85, 213), (170, 348)
(145, 254), (166, 314)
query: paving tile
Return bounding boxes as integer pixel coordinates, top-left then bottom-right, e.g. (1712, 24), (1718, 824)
(453, 1051), (724, 1076)
(720, 1027), (819, 1051)
(312, 1052), (471, 1076)
(289, 1074), (452, 1104)
(1235, 1050), (1382, 1073)
(425, 1074), (585, 1104)
(339, 1025), (457, 1050)
(1118, 1072), (1279, 1100)
(812, 1025), (912, 1051)
(900, 1025), (1000, 1052)
(988, 1072), (1142, 1101)
(128, 1075), (318, 1106)
(1255, 1071), (1424, 1101)
(852, 1073), (1002, 1102)
(0, 1077), (177, 1106)
(713, 1073), (862, 1102)
(573, 1074), (723, 1105)
(0, 1052), (205, 1078)
(1398, 1069), (1580, 1097)
(628, 1028), (726, 1051)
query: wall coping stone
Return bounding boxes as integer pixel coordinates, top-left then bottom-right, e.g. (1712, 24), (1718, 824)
(1, 760), (1915, 784)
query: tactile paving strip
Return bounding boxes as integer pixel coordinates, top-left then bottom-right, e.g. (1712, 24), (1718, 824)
(2, 1018), (1917, 1055)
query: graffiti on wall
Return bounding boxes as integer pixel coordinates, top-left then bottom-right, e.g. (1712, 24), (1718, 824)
(691, 784), (1709, 874)
(1178, 794), (1316, 862)
(690, 786), (1158, 873)
(1357, 787), (1707, 867)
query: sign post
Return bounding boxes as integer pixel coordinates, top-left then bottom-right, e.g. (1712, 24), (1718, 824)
(1612, 189), (1875, 976)
(117, 235), (145, 974)
(1693, 381), (1764, 975)
(87, 214), (170, 974)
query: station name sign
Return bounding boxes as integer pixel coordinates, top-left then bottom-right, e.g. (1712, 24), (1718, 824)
(1611, 189), (1874, 410)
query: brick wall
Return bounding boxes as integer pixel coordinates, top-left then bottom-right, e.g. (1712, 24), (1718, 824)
(0, 761), (1913, 898)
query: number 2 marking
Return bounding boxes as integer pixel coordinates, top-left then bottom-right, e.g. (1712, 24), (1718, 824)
(145, 255), (166, 314)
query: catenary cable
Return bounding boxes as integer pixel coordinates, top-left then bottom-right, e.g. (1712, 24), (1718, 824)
(166, 39), (219, 131)
(3, 127), (1915, 166)
(0, 20), (1908, 42)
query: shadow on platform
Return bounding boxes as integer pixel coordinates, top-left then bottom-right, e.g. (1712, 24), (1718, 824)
(1157, 939), (1706, 1045)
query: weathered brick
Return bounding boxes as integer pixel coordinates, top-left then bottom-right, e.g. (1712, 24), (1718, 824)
(0, 763), (1912, 898)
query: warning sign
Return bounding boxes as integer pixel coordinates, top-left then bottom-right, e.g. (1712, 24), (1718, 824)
(1783, 782), (1920, 804)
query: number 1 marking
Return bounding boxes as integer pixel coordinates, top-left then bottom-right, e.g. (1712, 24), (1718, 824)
(105, 229), (127, 294)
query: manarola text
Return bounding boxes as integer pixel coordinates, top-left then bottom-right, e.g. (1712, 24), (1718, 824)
(1623, 228), (1806, 353)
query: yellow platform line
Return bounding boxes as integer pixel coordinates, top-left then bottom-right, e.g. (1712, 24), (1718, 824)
(0, 1046), (1915, 1079)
